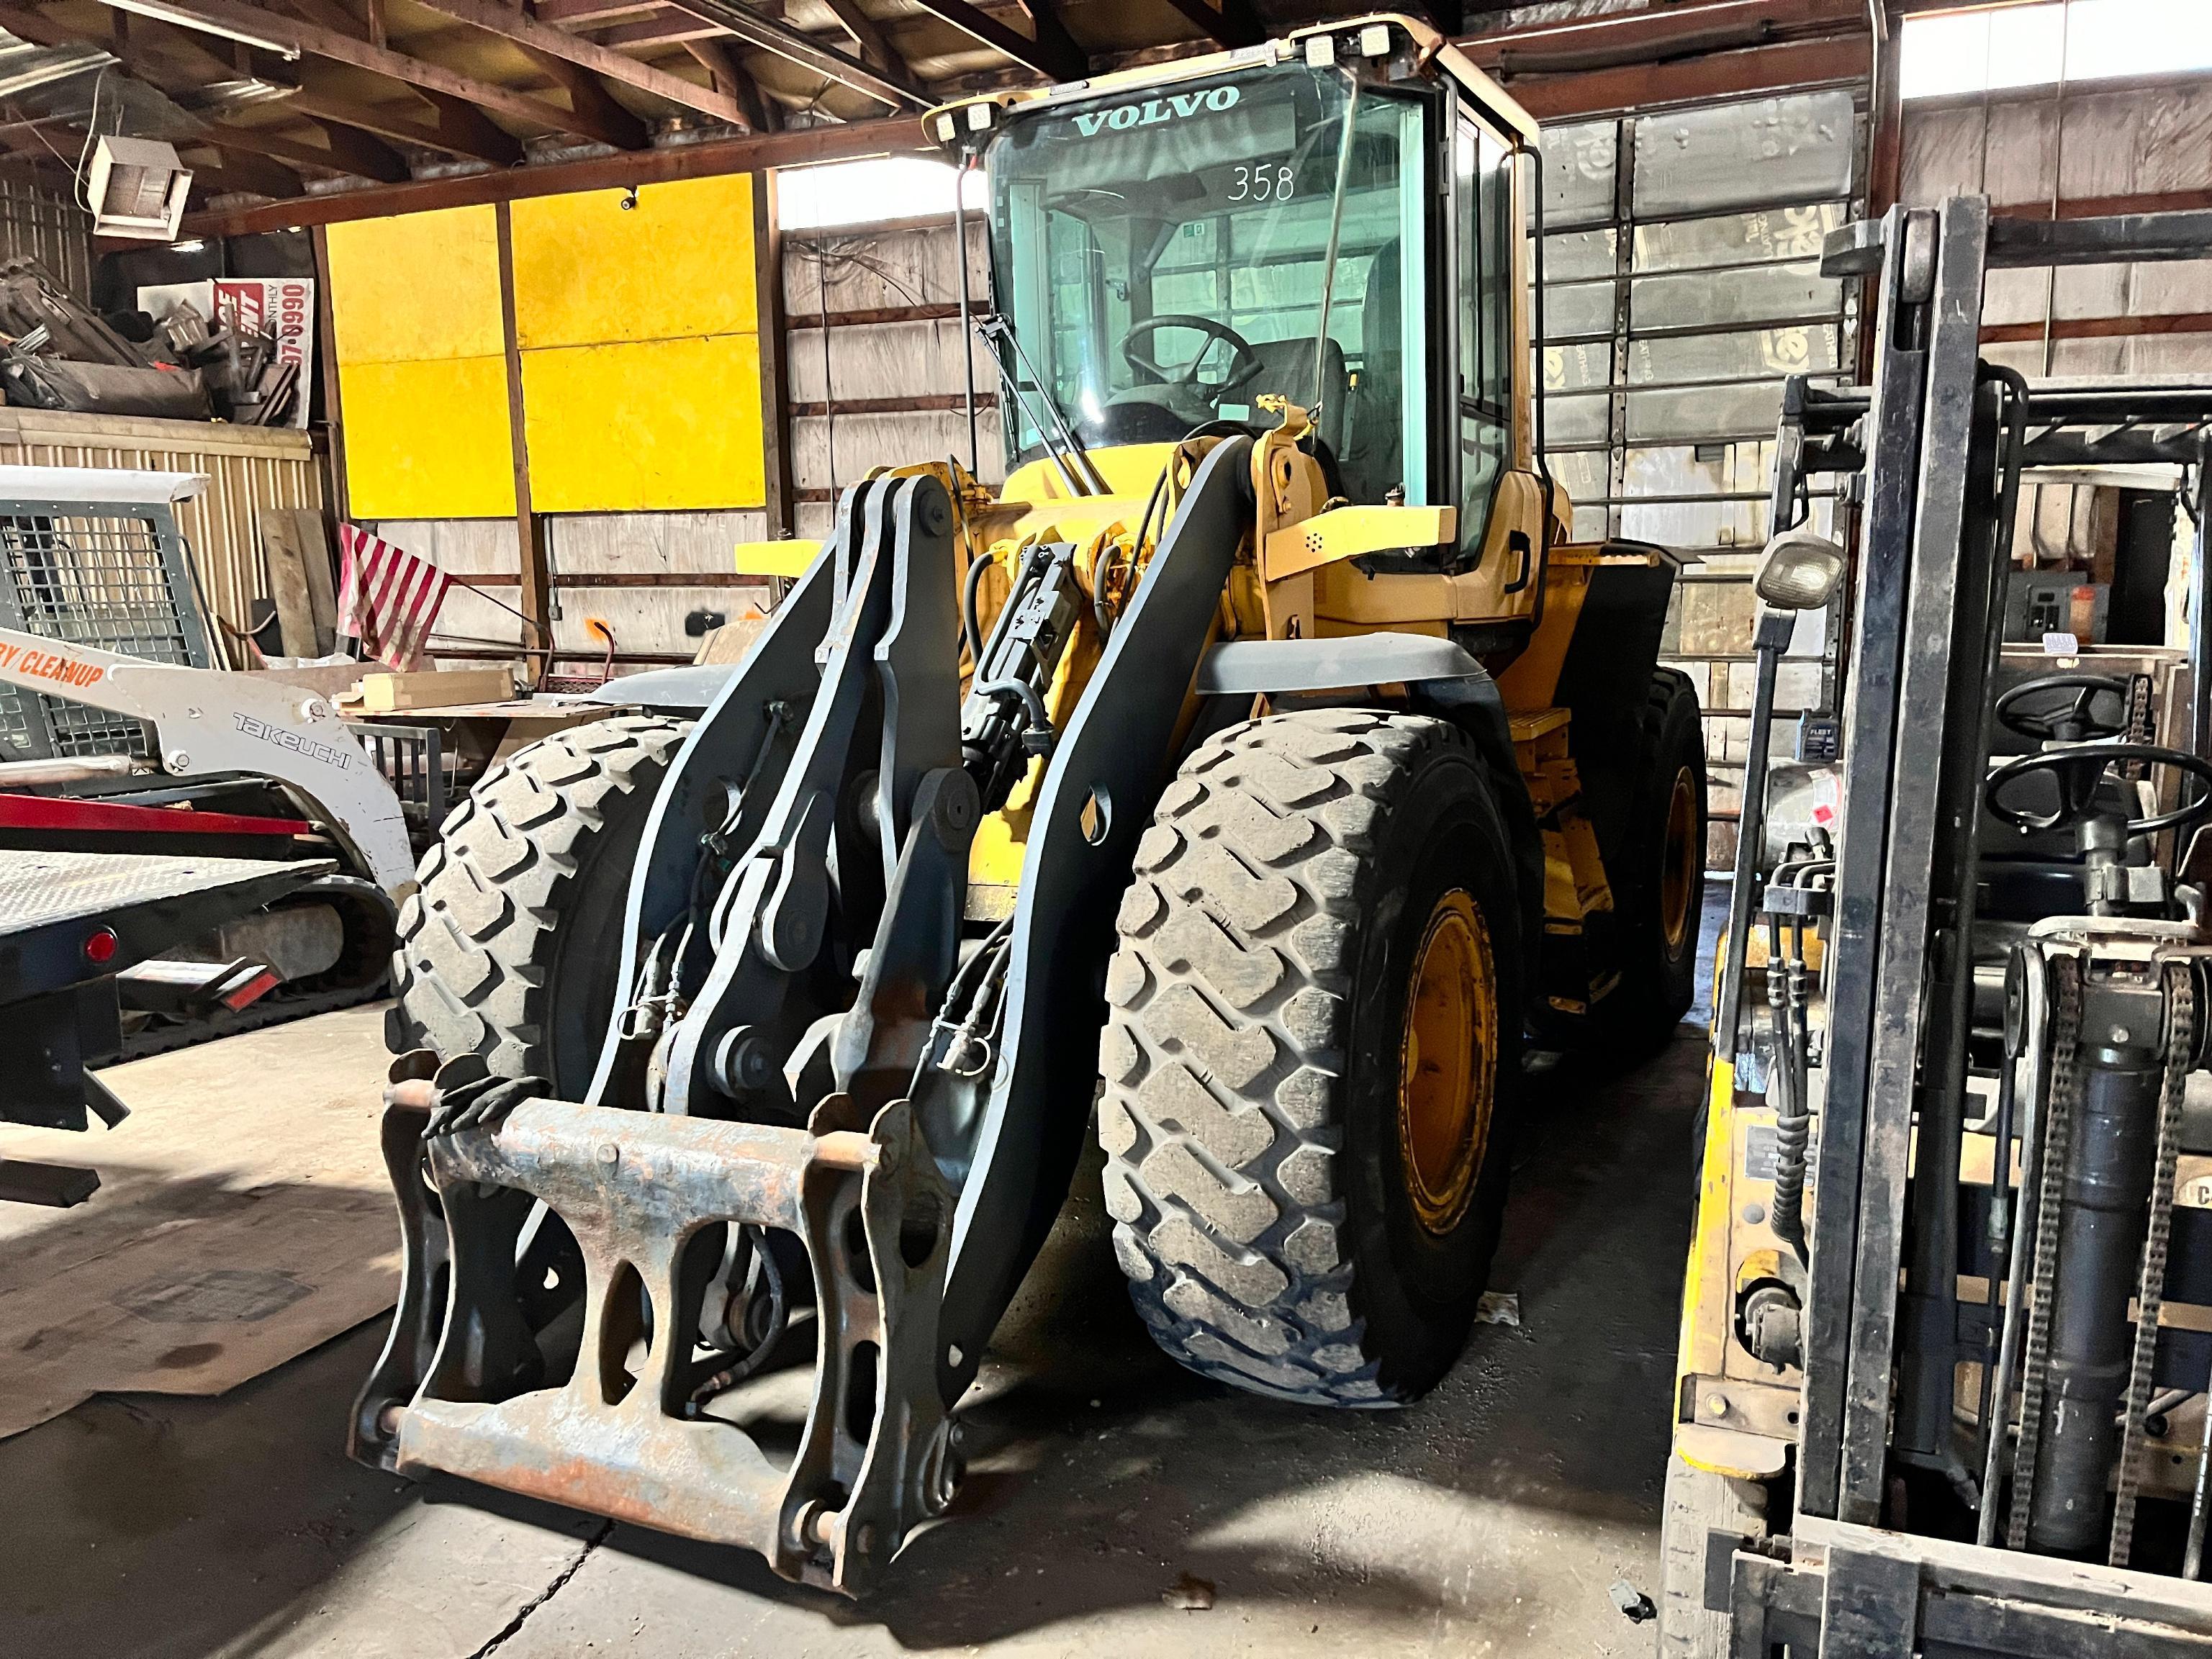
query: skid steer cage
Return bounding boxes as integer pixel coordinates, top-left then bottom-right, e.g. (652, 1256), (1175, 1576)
(357, 1085), (958, 1596)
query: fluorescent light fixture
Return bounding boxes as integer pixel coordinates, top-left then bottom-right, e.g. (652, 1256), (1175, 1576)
(0, 46), (109, 101)
(93, 0), (302, 61)
(778, 155), (988, 232)
(88, 135), (191, 241)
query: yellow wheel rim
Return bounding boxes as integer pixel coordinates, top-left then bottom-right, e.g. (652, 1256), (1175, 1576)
(1660, 767), (1699, 957)
(1398, 890), (1497, 1236)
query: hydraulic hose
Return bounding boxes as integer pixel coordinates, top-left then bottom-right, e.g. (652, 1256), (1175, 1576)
(1766, 915), (1813, 1263)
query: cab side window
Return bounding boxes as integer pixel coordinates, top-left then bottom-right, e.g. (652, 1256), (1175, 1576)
(1456, 119), (1513, 558)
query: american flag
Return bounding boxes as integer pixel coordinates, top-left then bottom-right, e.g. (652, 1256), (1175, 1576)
(336, 523), (451, 671)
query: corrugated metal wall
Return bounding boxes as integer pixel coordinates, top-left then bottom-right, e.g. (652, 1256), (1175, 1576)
(1537, 87), (1867, 868)
(0, 407), (322, 665)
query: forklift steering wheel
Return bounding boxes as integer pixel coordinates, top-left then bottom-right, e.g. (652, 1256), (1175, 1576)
(1995, 673), (2131, 743)
(1984, 741), (2212, 836)
(1120, 315), (1264, 399)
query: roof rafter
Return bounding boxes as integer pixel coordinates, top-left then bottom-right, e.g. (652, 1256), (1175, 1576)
(592, 10), (724, 50)
(0, 0), (415, 182)
(402, 0), (751, 129)
(677, 32), (766, 131)
(286, 76), (524, 164)
(662, 0), (922, 109)
(510, 41), (652, 145)
(817, 0), (898, 72)
(903, 0), (1080, 81)
(1157, 0), (1259, 50)
(84, 0), (597, 142)
(194, 109), (405, 179)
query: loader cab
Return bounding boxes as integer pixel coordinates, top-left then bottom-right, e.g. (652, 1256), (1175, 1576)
(929, 16), (1540, 571)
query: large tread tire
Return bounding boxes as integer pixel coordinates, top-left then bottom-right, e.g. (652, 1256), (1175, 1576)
(1599, 667), (1707, 1051)
(1659, 1452), (1766, 1657)
(387, 714), (690, 1092)
(1097, 709), (1525, 1406)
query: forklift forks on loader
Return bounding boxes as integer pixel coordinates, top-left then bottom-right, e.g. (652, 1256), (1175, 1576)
(355, 14), (1707, 1592)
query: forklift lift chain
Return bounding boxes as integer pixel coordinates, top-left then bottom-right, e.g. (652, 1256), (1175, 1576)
(2007, 949), (2082, 1550)
(2108, 959), (2195, 1567)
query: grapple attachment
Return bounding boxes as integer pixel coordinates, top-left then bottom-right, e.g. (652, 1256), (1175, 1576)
(358, 1078), (957, 1594)
(353, 442), (1259, 1593)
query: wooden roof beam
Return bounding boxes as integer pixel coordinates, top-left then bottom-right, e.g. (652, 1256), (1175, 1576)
(903, 0), (1080, 81)
(196, 112), (403, 179)
(404, 0), (754, 130)
(176, 136), (308, 197)
(185, 107), (926, 235)
(510, 43), (652, 146)
(286, 78), (524, 165)
(593, 9), (727, 49)
(534, 0), (658, 23)
(86, 0), (590, 141)
(0, 0), (413, 181)
(1157, 0), (1259, 49)
(664, 0), (922, 109)
(818, 0), (898, 72)
(292, 113), (410, 180)
(679, 33), (767, 130)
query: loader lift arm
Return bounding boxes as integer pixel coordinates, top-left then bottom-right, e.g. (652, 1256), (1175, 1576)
(356, 440), (1258, 1594)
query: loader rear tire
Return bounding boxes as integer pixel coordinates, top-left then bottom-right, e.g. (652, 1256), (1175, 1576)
(1597, 668), (1707, 1052)
(1097, 710), (1523, 1406)
(387, 714), (690, 1092)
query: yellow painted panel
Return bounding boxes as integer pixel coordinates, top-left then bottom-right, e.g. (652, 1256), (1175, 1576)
(521, 333), (762, 512)
(326, 204), (504, 366)
(734, 539), (822, 577)
(340, 356), (516, 520)
(510, 175), (757, 351)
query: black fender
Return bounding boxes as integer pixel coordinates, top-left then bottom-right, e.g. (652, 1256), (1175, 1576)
(1191, 630), (1545, 999)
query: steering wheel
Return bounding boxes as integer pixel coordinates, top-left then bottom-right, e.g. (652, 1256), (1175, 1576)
(1985, 741), (2212, 836)
(1120, 315), (1263, 400)
(1995, 673), (2131, 743)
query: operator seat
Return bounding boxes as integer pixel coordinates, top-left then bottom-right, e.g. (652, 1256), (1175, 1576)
(1339, 238), (1403, 502)
(1244, 335), (1347, 455)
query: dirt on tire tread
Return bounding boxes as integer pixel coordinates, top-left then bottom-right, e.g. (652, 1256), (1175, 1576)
(1098, 708), (1469, 1407)
(387, 714), (690, 1079)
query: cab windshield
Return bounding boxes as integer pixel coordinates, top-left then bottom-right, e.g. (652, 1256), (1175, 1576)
(986, 64), (1430, 505)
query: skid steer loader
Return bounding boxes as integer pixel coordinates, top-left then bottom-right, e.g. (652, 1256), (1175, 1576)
(353, 13), (1706, 1594)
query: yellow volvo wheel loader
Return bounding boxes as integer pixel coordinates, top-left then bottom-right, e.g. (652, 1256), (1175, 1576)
(353, 13), (1706, 1594)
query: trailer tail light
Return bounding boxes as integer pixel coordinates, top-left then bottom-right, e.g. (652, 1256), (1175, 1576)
(83, 926), (117, 964)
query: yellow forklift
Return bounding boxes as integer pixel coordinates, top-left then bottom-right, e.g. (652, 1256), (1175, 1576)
(356, 14), (1707, 1591)
(1671, 196), (2212, 1653)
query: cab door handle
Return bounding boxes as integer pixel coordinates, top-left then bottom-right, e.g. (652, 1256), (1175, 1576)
(1502, 530), (1533, 594)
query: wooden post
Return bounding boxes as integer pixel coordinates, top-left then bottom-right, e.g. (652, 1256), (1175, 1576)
(752, 167), (794, 543)
(310, 223), (348, 524)
(495, 197), (552, 684)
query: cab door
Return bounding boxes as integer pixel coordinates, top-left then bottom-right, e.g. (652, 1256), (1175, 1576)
(1450, 107), (1547, 628)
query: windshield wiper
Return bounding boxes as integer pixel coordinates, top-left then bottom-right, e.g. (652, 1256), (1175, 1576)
(974, 313), (1109, 497)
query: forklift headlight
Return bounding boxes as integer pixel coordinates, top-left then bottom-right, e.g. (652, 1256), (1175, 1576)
(1755, 528), (1846, 611)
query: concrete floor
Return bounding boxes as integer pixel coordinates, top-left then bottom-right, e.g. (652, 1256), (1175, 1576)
(0, 892), (1725, 1659)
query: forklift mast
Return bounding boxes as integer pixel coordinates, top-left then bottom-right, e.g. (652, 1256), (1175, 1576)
(1689, 198), (2212, 1651)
